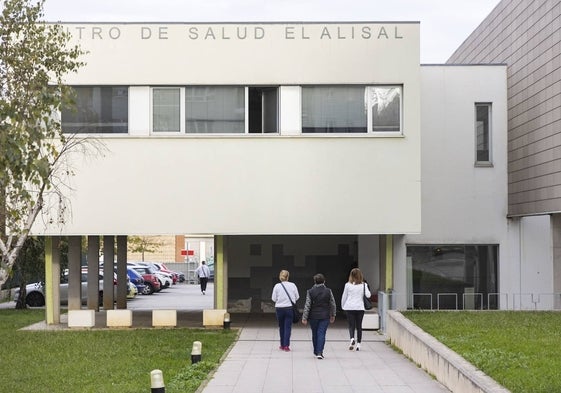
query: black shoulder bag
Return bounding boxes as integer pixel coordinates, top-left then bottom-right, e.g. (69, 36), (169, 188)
(363, 283), (373, 310)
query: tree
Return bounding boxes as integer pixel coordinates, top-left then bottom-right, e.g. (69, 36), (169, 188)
(128, 236), (164, 262)
(0, 0), (85, 290)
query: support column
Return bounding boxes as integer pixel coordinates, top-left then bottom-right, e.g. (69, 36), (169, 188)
(385, 234), (393, 292)
(87, 236), (100, 311)
(45, 236), (61, 325)
(215, 235), (227, 309)
(103, 236), (115, 310)
(67, 236), (82, 310)
(116, 236), (128, 309)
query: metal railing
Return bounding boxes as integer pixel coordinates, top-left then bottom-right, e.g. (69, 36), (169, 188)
(377, 290), (561, 333)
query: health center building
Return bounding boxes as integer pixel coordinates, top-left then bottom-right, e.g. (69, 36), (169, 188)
(35, 19), (542, 323)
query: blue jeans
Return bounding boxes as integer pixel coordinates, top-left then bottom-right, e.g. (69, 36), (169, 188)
(275, 307), (293, 347)
(309, 318), (330, 355)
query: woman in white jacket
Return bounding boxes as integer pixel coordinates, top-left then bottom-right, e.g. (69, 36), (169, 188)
(341, 268), (371, 351)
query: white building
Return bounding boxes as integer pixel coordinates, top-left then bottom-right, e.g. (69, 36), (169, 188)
(34, 21), (531, 322)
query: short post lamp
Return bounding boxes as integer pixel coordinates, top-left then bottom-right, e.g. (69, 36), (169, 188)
(223, 312), (231, 330)
(150, 369), (165, 393)
(191, 341), (202, 364)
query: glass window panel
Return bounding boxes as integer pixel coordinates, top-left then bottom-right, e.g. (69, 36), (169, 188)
(302, 86), (366, 133)
(476, 103), (491, 162)
(186, 86), (245, 133)
(61, 86), (128, 133)
(368, 86), (401, 132)
(406, 245), (498, 310)
(153, 88), (180, 132)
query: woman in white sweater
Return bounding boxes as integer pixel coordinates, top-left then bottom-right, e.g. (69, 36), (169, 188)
(341, 268), (371, 351)
(271, 270), (300, 351)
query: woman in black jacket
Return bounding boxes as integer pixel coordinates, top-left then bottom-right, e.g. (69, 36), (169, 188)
(301, 273), (336, 359)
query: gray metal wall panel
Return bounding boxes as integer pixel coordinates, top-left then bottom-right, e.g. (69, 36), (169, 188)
(448, 0), (561, 216)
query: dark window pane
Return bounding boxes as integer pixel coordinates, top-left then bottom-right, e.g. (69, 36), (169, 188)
(476, 104), (490, 162)
(62, 87), (128, 134)
(407, 244), (498, 310)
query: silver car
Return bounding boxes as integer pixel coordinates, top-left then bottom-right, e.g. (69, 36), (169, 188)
(13, 271), (109, 307)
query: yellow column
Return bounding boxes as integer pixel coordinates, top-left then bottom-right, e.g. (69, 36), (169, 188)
(215, 235), (224, 309)
(45, 236), (60, 325)
(385, 234), (393, 292)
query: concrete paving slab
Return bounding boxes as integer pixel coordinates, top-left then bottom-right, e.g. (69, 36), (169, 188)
(200, 313), (451, 393)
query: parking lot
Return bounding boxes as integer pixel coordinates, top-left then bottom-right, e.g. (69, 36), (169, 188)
(0, 281), (214, 311)
(127, 281), (214, 311)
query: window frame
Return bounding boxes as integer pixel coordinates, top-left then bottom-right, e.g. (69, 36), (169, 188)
(475, 102), (493, 167)
(184, 85), (247, 135)
(301, 85), (403, 135)
(366, 85), (403, 134)
(151, 87), (185, 134)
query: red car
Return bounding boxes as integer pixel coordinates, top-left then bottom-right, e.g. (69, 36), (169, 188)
(129, 265), (161, 295)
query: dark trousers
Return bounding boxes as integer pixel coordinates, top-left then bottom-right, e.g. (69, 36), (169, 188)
(309, 318), (330, 355)
(199, 277), (208, 292)
(346, 310), (365, 342)
(275, 307), (293, 347)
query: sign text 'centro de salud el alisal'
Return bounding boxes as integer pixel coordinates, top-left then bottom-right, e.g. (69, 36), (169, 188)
(67, 24), (406, 41)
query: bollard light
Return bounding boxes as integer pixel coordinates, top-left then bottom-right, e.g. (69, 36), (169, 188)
(191, 341), (202, 364)
(150, 369), (165, 393)
(223, 312), (231, 330)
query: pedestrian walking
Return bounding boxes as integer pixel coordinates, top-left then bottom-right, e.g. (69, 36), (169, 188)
(341, 267), (371, 351)
(271, 270), (299, 352)
(301, 273), (336, 359)
(195, 261), (211, 294)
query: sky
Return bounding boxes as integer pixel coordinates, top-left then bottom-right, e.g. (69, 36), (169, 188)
(41, 0), (502, 64)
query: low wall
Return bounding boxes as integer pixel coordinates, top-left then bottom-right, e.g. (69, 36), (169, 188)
(386, 311), (510, 393)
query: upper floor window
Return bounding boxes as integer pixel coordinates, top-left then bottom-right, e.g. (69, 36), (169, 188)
(186, 86), (244, 133)
(301, 85), (402, 134)
(149, 86), (279, 134)
(153, 88), (181, 132)
(475, 103), (492, 165)
(61, 86), (128, 133)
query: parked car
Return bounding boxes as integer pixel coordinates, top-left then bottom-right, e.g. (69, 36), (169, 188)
(13, 271), (106, 307)
(127, 279), (138, 299)
(134, 262), (173, 288)
(152, 262), (179, 284)
(128, 264), (161, 295)
(126, 268), (146, 294)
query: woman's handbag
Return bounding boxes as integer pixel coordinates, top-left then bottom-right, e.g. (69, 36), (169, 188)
(363, 283), (373, 310)
(280, 282), (301, 323)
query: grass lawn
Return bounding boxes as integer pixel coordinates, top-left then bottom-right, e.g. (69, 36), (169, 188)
(403, 311), (561, 393)
(0, 309), (238, 393)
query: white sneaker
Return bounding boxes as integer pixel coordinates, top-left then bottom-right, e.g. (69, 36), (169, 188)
(356, 343), (361, 351)
(349, 338), (355, 351)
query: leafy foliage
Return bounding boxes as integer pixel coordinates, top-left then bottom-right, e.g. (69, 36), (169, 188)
(128, 236), (164, 261)
(0, 0), (85, 286)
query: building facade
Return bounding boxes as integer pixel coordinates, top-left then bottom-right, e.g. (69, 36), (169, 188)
(449, 0), (561, 310)
(34, 21), (526, 319)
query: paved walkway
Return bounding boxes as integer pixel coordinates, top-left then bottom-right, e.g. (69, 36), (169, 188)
(201, 313), (451, 393)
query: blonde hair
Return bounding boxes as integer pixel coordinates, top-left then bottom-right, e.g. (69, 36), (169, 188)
(279, 270), (289, 282)
(348, 268), (363, 284)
